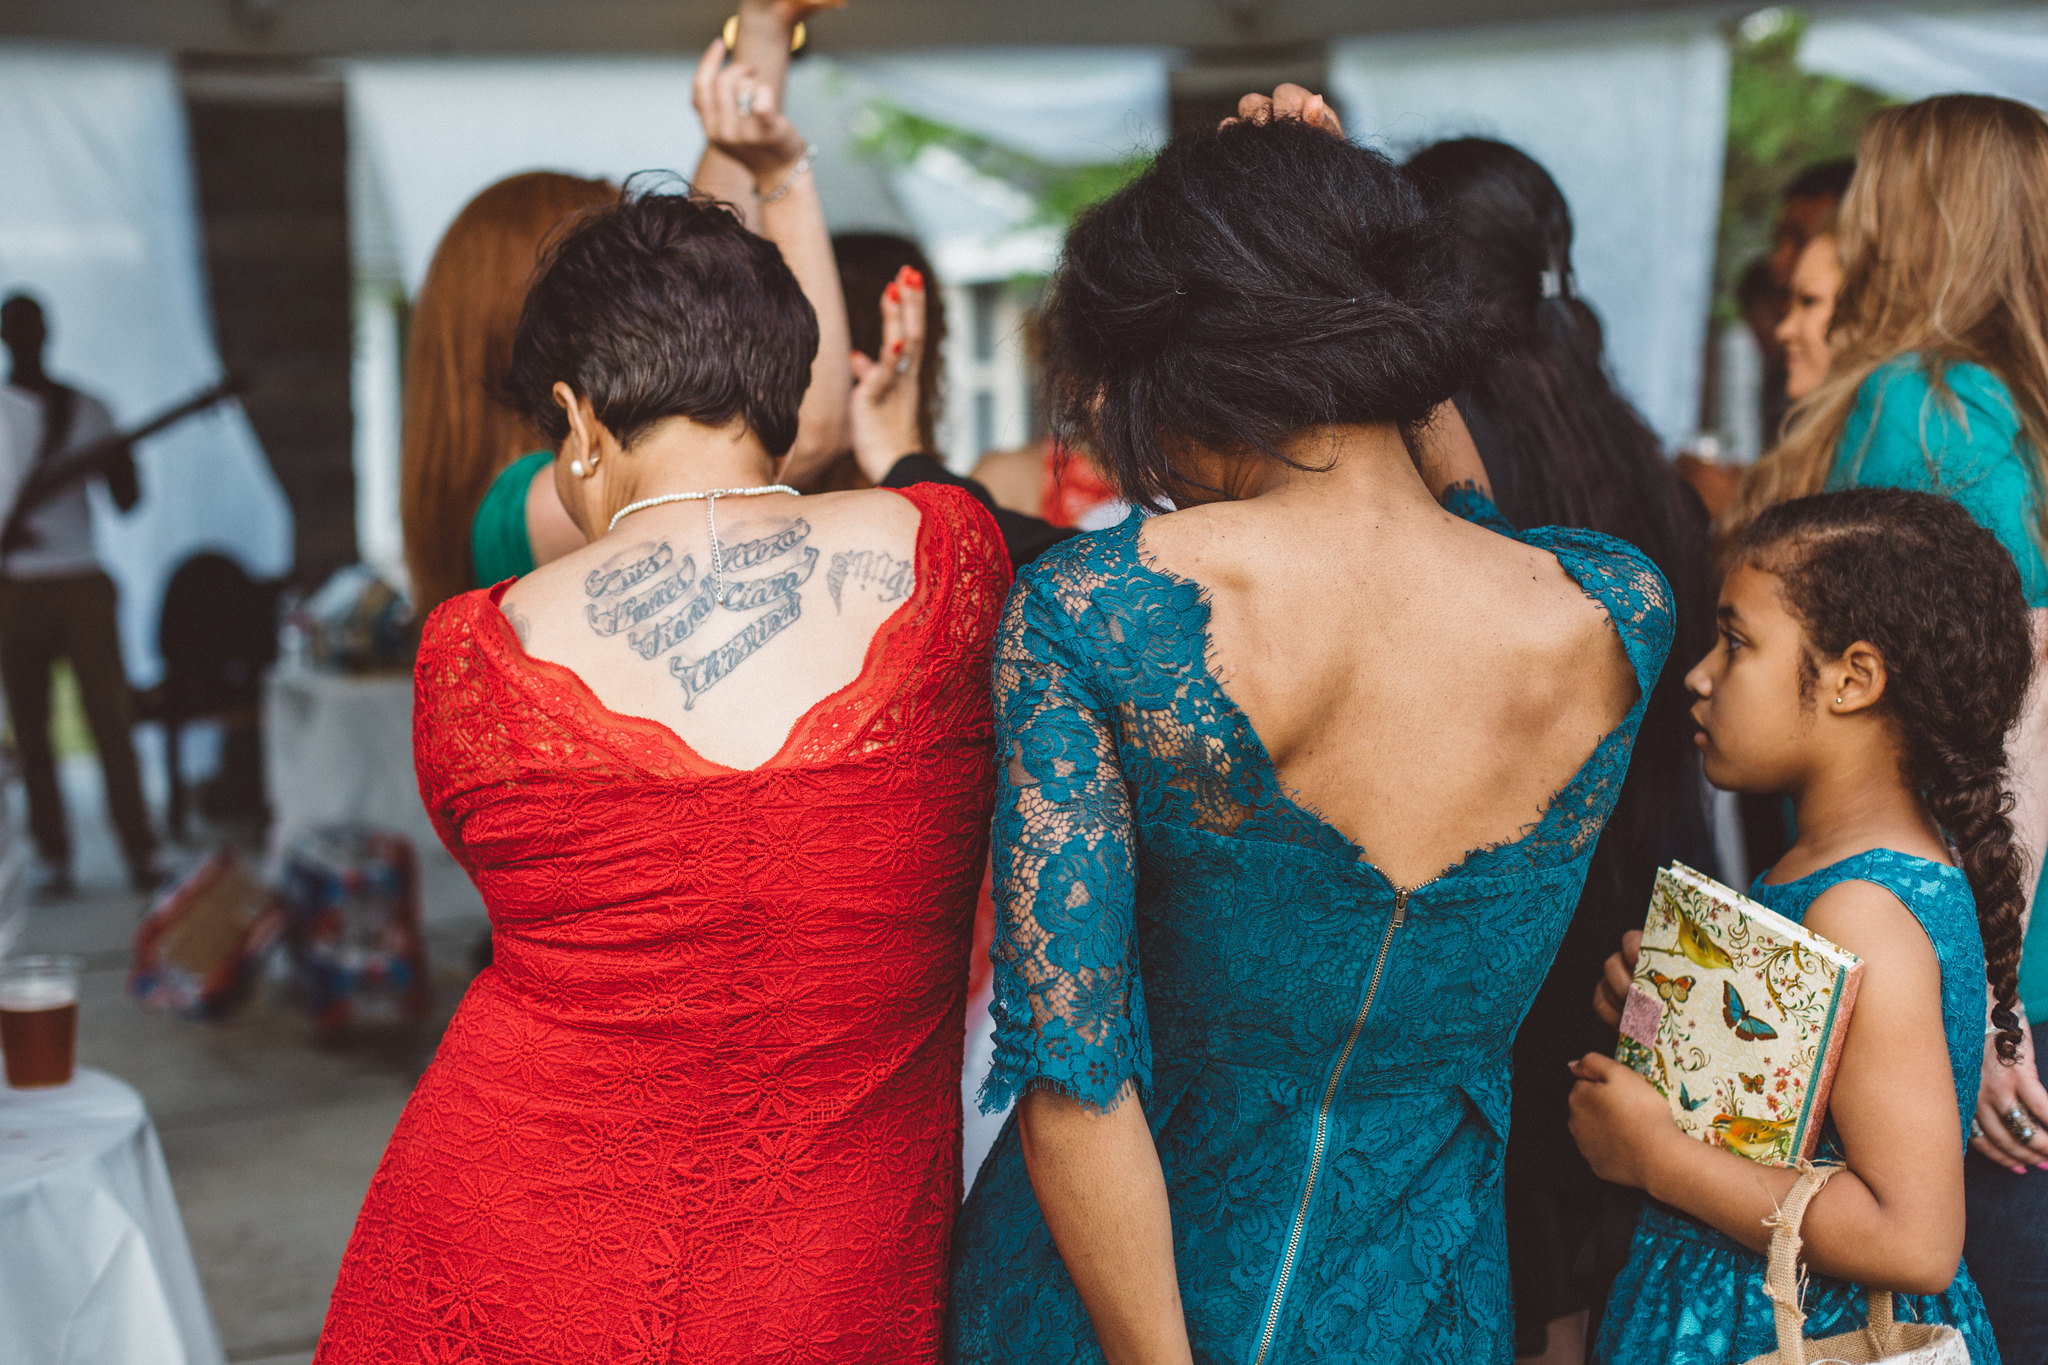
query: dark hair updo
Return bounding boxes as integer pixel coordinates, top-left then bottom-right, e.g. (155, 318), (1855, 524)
(1739, 488), (2036, 1062)
(1041, 117), (1474, 510)
(505, 178), (818, 457)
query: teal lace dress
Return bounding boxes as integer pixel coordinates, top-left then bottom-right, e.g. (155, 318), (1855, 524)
(947, 490), (1674, 1365)
(1594, 850), (2002, 1364)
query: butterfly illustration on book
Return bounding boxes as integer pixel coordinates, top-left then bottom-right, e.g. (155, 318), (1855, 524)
(1740, 1072), (1765, 1093)
(1722, 982), (1779, 1042)
(1677, 1082), (1708, 1112)
(1648, 971), (1695, 1004)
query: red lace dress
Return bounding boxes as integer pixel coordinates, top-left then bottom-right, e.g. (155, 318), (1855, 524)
(316, 484), (1008, 1364)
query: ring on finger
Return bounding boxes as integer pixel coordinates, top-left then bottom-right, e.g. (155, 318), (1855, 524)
(894, 356), (912, 375)
(1972, 1117), (1986, 1140)
(736, 89), (756, 118)
(2002, 1105), (2039, 1143)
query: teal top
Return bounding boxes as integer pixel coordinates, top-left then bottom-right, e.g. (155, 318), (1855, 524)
(1828, 354), (2048, 606)
(2023, 912), (2047, 1026)
(1595, 849), (2000, 1365)
(469, 450), (552, 588)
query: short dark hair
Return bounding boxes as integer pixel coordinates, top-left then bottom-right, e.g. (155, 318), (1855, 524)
(1784, 158), (1855, 204)
(1041, 117), (1474, 509)
(505, 179), (817, 456)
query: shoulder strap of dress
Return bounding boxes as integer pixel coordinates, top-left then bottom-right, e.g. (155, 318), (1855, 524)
(1521, 525), (1676, 710)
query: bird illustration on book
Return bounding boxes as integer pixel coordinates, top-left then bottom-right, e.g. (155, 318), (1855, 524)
(1675, 909), (1735, 972)
(1712, 1111), (1793, 1161)
(1678, 1082), (1708, 1112)
(1721, 982), (1779, 1041)
(1740, 1072), (1766, 1094)
(1648, 970), (1695, 1003)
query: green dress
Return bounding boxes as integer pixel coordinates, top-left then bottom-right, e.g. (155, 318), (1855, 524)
(469, 450), (552, 587)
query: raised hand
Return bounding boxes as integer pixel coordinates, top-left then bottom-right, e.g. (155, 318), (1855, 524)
(849, 267), (928, 483)
(692, 38), (807, 185)
(1221, 83), (1344, 138)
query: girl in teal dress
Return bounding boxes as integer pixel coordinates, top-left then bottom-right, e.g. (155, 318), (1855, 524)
(1573, 487), (2033, 1364)
(1723, 97), (2048, 1357)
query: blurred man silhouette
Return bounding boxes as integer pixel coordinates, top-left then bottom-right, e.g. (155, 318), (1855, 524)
(0, 294), (156, 896)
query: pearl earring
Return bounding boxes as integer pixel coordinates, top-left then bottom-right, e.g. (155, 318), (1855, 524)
(570, 459), (586, 478)
(1834, 695), (1844, 706)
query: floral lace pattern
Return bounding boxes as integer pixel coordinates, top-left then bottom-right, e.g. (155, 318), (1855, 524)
(949, 494), (1674, 1364)
(316, 484), (1008, 1365)
(1595, 850), (2002, 1365)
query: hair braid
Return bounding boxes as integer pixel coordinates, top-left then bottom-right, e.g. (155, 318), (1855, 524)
(1741, 488), (2034, 1062)
(1915, 733), (2028, 1061)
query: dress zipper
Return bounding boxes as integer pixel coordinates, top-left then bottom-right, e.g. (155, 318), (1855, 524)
(1249, 885), (1414, 1365)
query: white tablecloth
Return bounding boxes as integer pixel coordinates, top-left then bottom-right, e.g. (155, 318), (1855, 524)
(263, 664), (485, 929)
(0, 1069), (224, 1365)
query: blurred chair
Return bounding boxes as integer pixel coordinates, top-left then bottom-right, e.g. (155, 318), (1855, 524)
(136, 553), (281, 839)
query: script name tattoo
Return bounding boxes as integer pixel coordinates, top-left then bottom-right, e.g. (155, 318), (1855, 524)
(579, 517), (820, 705)
(825, 549), (913, 611)
(588, 555), (698, 636)
(673, 592), (802, 709)
(584, 543), (672, 600)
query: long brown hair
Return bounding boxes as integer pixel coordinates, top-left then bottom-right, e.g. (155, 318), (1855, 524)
(1726, 96), (2048, 546)
(400, 171), (615, 613)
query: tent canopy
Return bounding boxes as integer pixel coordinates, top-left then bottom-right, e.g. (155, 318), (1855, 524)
(12, 0), (1729, 56)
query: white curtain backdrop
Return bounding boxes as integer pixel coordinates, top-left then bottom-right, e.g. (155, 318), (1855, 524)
(838, 48), (1172, 166)
(1330, 17), (1730, 451)
(0, 46), (294, 686)
(344, 50), (1171, 536)
(1800, 8), (2048, 109)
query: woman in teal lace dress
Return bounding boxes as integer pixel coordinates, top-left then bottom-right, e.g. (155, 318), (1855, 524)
(1575, 489), (2030, 1364)
(946, 91), (1673, 1365)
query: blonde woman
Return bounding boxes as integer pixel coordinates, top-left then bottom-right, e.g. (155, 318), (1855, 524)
(1725, 93), (2048, 1363)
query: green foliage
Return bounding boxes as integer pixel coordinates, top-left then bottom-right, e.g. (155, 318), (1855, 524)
(1716, 8), (1893, 318)
(853, 102), (1152, 240)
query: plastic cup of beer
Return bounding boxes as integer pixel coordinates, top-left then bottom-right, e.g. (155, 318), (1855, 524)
(0, 955), (82, 1089)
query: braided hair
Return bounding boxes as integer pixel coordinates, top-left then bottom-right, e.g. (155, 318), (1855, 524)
(1739, 488), (2035, 1061)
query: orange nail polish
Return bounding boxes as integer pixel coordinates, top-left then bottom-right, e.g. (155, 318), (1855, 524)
(891, 340), (904, 356)
(885, 283), (900, 303)
(906, 267), (924, 289)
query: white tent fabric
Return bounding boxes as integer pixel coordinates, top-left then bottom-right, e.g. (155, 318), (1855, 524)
(346, 60), (715, 296)
(1331, 17), (1730, 451)
(837, 48), (1172, 166)
(345, 49), (1172, 293)
(1800, 9), (2048, 109)
(0, 45), (293, 686)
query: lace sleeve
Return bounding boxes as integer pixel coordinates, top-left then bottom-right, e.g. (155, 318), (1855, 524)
(978, 569), (1149, 1115)
(1439, 481), (1517, 536)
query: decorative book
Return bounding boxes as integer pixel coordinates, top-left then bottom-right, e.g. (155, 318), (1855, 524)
(1615, 863), (1863, 1166)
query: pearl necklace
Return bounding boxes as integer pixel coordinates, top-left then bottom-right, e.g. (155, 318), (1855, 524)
(607, 484), (800, 608)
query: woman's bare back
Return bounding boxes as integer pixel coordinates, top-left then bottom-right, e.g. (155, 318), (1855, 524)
(500, 486), (923, 771)
(1140, 484), (1639, 890)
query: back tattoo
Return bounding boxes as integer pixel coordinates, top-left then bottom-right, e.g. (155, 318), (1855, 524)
(579, 516), (912, 710)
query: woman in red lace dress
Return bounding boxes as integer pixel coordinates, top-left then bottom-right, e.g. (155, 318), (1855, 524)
(316, 48), (1005, 1364)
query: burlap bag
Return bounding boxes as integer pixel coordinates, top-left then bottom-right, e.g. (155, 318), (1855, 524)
(1739, 1163), (1971, 1365)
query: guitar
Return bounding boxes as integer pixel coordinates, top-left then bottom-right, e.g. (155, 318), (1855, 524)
(2, 376), (244, 554)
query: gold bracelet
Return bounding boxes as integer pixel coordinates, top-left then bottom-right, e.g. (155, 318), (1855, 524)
(722, 15), (808, 52)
